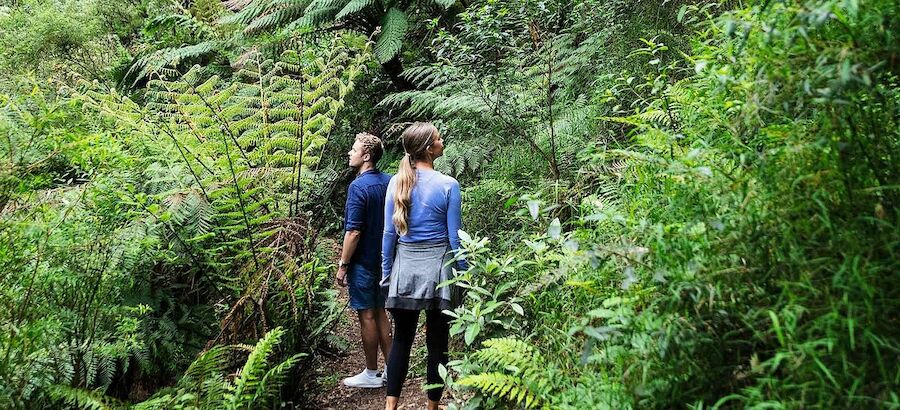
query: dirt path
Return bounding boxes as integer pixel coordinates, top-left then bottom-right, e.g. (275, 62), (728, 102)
(313, 287), (431, 410)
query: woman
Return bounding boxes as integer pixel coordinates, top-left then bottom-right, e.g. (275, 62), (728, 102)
(381, 122), (467, 410)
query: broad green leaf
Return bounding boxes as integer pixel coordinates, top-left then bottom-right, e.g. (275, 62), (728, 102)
(458, 229), (472, 243)
(527, 200), (540, 220)
(464, 322), (481, 345)
(547, 218), (561, 239)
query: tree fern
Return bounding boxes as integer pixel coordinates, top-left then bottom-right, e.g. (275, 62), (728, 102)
(81, 36), (369, 347)
(374, 8), (408, 63)
(228, 0), (454, 88)
(219, 0), (281, 25)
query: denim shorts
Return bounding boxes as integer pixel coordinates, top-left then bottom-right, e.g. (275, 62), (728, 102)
(348, 264), (385, 311)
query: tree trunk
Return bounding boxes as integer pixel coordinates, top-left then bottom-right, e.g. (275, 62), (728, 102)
(381, 55), (414, 91)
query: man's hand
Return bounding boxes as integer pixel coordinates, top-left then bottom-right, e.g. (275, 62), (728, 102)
(337, 230), (361, 288)
(335, 265), (349, 287)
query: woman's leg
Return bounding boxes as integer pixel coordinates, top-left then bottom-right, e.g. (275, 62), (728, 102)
(385, 308), (419, 401)
(424, 309), (451, 404)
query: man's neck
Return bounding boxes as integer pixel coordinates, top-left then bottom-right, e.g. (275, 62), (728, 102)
(356, 162), (375, 176)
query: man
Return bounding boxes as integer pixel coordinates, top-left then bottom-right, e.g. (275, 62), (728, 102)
(336, 132), (393, 388)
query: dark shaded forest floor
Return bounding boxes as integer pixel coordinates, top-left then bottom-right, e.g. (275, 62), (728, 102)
(312, 287), (432, 409)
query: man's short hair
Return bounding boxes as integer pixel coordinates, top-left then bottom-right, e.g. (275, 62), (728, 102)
(355, 132), (384, 165)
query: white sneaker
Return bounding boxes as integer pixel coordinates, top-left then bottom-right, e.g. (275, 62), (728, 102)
(342, 369), (383, 388)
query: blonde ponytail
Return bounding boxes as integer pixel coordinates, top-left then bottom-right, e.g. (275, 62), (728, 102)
(392, 153), (415, 236)
(392, 122), (438, 236)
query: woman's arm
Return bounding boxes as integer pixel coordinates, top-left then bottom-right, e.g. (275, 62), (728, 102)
(447, 180), (469, 270)
(382, 180), (399, 278)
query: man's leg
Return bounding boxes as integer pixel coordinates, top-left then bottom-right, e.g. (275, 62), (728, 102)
(375, 308), (392, 362)
(357, 308), (380, 371)
(344, 265), (384, 388)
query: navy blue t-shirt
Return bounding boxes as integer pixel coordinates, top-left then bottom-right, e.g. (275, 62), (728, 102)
(344, 169), (393, 272)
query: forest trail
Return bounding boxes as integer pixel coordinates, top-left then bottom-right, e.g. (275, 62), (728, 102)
(314, 287), (430, 409)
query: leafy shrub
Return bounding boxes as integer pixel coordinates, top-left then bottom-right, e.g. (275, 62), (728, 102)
(444, 0), (900, 408)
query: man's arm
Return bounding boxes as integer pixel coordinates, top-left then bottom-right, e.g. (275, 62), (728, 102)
(336, 230), (361, 287)
(337, 185), (366, 286)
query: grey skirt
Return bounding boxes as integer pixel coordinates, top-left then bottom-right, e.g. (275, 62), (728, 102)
(382, 240), (463, 311)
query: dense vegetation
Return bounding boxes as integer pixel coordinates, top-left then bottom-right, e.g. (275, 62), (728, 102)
(1, 0), (897, 408)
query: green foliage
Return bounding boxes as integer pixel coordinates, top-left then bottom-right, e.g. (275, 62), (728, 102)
(0, 0), (132, 85)
(3, 0), (900, 408)
(455, 338), (552, 409)
(0, 81), (169, 408)
(124, 40), (220, 89)
(443, 231), (527, 346)
(51, 327), (303, 409)
(225, 0), (456, 88)
(457, 373), (541, 409)
(80, 34), (369, 349)
(441, 0), (900, 408)
(1, 31), (366, 408)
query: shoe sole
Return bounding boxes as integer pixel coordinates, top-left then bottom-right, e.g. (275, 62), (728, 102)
(342, 381), (384, 388)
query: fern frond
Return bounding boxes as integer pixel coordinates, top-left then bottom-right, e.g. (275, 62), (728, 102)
(245, 4), (308, 34)
(130, 394), (179, 410)
(401, 65), (454, 88)
(475, 337), (542, 376)
(229, 327), (285, 406)
(457, 372), (542, 409)
(219, 0), (280, 25)
(374, 8), (408, 63)
(49, 385), (123, 410)
(146, 13), (216, 38)
(253, 352), (306, 406)
(125, 42), (219, 87)
(223, 0), (257, 11)
(334, 0), (374, 20)
(178, 345), (230, 389)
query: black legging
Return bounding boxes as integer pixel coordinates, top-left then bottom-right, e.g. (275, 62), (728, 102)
(386, 308), (450, 401)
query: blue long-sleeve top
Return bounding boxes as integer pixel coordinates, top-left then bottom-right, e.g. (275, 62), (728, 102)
(382, 169), (468, 278)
